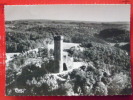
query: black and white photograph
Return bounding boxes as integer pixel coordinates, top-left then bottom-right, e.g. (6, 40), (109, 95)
(5, 4), (132, 96)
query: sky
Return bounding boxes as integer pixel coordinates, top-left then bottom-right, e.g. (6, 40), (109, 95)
(5, 4), (131, 22)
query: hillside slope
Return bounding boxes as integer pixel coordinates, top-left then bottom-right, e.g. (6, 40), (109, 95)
(5, 20), (129, 53)
(6, 42), (131, 96)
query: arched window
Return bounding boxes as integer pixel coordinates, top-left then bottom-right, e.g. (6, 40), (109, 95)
(63, 63), (67, 71)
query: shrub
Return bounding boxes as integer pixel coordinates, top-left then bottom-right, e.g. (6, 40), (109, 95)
(107, 72), (129, 95)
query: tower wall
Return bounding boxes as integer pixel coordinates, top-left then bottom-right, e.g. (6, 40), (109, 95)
(54, 35), (63, 73)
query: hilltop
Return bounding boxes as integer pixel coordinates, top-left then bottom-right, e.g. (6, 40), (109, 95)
(6, 41), (131, 96)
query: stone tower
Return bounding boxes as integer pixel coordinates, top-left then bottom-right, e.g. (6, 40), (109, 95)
(54, 35), (63, 73)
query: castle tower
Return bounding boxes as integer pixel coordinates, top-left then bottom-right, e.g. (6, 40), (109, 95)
(54, 35), (63, 73)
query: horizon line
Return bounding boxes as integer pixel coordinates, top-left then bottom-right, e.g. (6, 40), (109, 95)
(5, 19), (130, 23)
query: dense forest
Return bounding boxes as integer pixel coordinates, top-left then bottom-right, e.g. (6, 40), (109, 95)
(6, 20), (130, 53)
(5, 20), (131, 96)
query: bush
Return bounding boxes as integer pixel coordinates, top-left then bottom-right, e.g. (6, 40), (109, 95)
(107, 72), (129, 95)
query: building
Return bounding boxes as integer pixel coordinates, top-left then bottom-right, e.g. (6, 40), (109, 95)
(53, 35), (86, 73)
